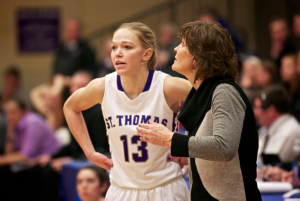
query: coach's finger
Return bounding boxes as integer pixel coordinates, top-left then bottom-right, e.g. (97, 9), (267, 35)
(136, 126), (153, 135)
(138, 123), (152, 129)
(148, 120), (158, 124)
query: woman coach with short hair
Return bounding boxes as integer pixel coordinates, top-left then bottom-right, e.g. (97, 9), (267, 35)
(137, 21), (262, 201)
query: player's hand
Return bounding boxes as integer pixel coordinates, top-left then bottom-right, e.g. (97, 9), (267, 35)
(88, 152), (113, 170)
(137, 120), (173, 147)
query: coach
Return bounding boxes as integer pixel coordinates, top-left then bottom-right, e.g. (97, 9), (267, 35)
(137, 21), (261, 201)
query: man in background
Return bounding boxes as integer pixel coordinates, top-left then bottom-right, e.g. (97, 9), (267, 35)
(53, 19), (96, 77)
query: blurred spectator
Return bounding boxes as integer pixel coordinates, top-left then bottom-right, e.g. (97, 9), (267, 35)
(291, 51), (300, 122)
(97, 39), (115, 78)
(253, 86), (300, 170)
(254, 59), (279, 89)
(269, 18), (296, 68)
(157, 22), (184, 78)
(53, 18), (96, 77)
(198, 7), (245, 53)
(239, 56), (261, 89)
(77, 165), (107, 201)
(293, 13), (300, 51)
(280, 53), (299, 97)
(0, 66), (31, 110)
(0, 98), (62, 201)
(0, 96), (6, 155)
(1, 98), (62, 166)
(36, 70), (109, 201)
(30, 74), (70, 145)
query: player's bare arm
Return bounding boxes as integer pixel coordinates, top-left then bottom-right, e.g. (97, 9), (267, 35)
(63, 78), (113, 170)
(164, 76), (192, 112)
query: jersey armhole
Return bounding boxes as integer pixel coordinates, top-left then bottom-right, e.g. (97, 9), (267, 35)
(161, 74), (178, 115)
(101, 75), (109, 108)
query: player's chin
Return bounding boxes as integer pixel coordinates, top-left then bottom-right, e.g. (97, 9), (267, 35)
(115, 68), (128, 75)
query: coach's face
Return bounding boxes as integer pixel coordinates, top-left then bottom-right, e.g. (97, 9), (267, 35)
(173, 38), (194, 77)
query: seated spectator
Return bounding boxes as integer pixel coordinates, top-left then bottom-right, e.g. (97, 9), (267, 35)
(36, 70), (109, 201)
(198, 7), (245, 53)
(1, 98), (62, 166)
(269, 18), (296, 68)
(239, 56), (261, 89)
(30, 74), (70, 145)
(53, 18), (96, 77)
(0, 95), (6, 155)
(1, 66), (31, 110)
(291, 51), (300, 122)
(254, 59), (279, 89)
(0, 98), (62, 200)
(97, 39), (115, 78)
(77, 165), (107, 201)
(281, 53), (299, 97)
(293, 13), (300, 51)
(253, 85), (300, 170)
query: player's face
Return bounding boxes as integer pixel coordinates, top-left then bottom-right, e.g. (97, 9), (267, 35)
(172, 38), (194, 76)
(77, 169), (102, 201)
(111, 28), (145, 75)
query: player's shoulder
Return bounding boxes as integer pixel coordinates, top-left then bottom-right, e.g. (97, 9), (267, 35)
(86, 77), (105, 92)
(164, 75), (191, 90)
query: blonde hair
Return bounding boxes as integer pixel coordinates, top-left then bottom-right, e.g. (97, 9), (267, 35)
(114, 22), (158, 70)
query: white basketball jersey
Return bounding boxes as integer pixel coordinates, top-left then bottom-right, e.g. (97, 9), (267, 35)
(102, 70), (182, 189)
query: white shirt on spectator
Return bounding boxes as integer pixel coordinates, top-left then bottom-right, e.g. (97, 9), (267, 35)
(258, 114), (300, 163)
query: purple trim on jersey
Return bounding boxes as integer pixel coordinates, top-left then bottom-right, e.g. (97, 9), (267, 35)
(172, 112), (178, 132)
(117, 75), (123, 91)
(116, 70), (155, 92)
(142, 70), (154, 92)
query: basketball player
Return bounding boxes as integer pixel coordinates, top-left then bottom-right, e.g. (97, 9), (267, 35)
(64, 22), (191, 201)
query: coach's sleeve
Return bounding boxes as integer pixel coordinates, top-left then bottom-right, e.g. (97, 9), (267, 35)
(171, 133), (191, 157)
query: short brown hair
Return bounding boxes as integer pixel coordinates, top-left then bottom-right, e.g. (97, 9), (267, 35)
(114, 22), (158, 70)
(258, 85), (289, 114)
(179, 21), (238, 81)
(260, 59), (279, 84)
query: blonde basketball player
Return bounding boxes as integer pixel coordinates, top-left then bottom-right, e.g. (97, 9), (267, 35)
(64, 22), (191, 201)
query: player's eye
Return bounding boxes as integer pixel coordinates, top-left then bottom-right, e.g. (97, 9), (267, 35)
(125, 45), (132, 49)
(111, 46), (116, 50)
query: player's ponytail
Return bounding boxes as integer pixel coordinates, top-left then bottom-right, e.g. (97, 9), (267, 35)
(114, 22), (158, 70)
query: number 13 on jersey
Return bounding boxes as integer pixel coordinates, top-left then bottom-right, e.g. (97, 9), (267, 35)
(120, 135), (148, 162)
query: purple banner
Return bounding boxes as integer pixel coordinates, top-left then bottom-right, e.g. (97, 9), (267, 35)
(17, 8), (60, 52)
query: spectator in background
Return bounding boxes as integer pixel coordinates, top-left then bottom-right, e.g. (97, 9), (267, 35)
(157, 22), (184, 78)
(77, 165), (107, 201)
(0, 66), (31, 110)
(97, 39), (115, 78)
(0, 95), (6, 155)
(53, 18), (96, 77)
(198, 7), (245, 53)
(254, 59), (279, 89)
(293, 13), (300, 51)
(269, 18), (296, 68)
(0, 98), (62, 200)
(239, 56), (261, 89)
(0, 98), (62, 166)
(36, 70), (109, 201)
(253, 86), (300, 171)
(30, 74), (70, 145)
(289, 51), (300, 123)
(280, 54), (300, 97)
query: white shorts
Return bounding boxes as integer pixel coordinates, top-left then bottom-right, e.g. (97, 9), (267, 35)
(105, 176), (190, 201)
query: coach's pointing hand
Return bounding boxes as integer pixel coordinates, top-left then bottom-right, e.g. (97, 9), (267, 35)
(137, 120), (173, 147)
